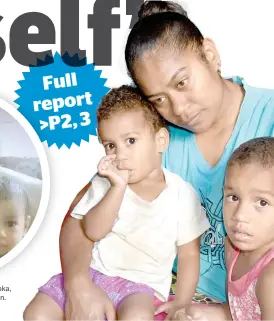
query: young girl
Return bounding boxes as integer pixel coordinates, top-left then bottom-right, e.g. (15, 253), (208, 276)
(24, 85), (210, 321)
(179, 137), (274, 321)
(0, 175), (31, 257)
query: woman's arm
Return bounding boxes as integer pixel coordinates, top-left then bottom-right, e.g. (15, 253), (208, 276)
(60, 182), (93, 289)
(60, 183), (101, 320)
(59, 182), (116, 320)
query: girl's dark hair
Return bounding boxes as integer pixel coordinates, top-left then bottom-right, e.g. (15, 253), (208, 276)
(125, 1), (204, 82)
(97, 85), (168, 132)
(227, 137), (274, 169)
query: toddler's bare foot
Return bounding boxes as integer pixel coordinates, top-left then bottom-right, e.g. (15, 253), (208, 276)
(176, 305), (208, 321)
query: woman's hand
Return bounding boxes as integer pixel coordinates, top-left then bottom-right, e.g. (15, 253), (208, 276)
(65, 274), (115, 320)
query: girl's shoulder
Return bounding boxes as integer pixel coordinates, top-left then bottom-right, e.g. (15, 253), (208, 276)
(255, 258), (274, 317)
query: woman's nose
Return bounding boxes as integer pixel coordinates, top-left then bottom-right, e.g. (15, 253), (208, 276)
(171, 95), (189, 117)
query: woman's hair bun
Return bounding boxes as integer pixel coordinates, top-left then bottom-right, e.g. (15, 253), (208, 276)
(138, 1), (188, 20)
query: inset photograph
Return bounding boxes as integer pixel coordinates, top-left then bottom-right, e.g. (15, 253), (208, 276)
(0, 100), (49, 262)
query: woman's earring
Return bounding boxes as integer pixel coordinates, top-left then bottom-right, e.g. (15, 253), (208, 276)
(217, 62), (221, 75)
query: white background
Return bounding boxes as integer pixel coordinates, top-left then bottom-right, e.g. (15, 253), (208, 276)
(0, 0), (274, 319)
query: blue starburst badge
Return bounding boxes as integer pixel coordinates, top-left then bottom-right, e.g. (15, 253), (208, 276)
(15, 53), (110, 148)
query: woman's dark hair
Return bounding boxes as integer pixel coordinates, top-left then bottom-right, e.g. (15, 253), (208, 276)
(138, 0), (188, 18)
(125, 1), (204, 83)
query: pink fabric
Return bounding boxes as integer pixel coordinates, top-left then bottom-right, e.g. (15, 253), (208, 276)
(40, 269), (217, 320)
(227, 246), (274, 321)
(39, 267), (179, 320)
(39, 267), (154, 312)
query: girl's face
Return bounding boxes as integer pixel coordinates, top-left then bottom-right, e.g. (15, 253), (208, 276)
(223, 163), (274, 252)
(98, 110), (167, 184)
(0, 200), (26, 257)
(133, 40), (224, 133)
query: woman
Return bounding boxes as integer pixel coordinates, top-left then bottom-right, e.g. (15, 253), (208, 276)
(24, 1), (274, 320)
(124, 0), (274, 303)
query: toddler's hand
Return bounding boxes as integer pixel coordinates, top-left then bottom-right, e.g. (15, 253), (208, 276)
(155, 300), (187, 320)
(98, 155), (131, 187)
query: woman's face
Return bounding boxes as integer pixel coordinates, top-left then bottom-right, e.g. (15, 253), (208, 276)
(133, 42), (224, 133)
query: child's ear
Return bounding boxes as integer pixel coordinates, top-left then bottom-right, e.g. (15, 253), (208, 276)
(24, 214), (32, 234)
(156, 127), (169, 153)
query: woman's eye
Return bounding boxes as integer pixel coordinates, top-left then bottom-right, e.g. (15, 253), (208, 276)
(177, 79), (187, 89)
(127, 138), (136, 145)
(226, 195), (239, 202)
(256, 199), (269, 208)
(153, 97), (165, 106)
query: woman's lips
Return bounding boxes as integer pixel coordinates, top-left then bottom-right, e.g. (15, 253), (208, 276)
(182, 111), (202, 127)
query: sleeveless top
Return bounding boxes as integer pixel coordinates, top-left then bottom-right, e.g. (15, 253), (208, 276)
(228, 246), (274, 320)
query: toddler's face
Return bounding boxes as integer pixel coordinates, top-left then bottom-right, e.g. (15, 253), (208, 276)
(98, 110), (164, 183)
(0, 200), (25, 257)
(223, 163), (274, 252)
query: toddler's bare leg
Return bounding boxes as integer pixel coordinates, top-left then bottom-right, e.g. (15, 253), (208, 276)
(24, 292), (65, 320)
(117, 293), (154, 321)
(177, 303), (232, 321)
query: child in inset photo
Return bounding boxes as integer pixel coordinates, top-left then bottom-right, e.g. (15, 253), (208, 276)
(25, 85), (210, 321)
(0, 177), (31, 257)
(179, 137), (274, 321)
(0, 105), (43, 259)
